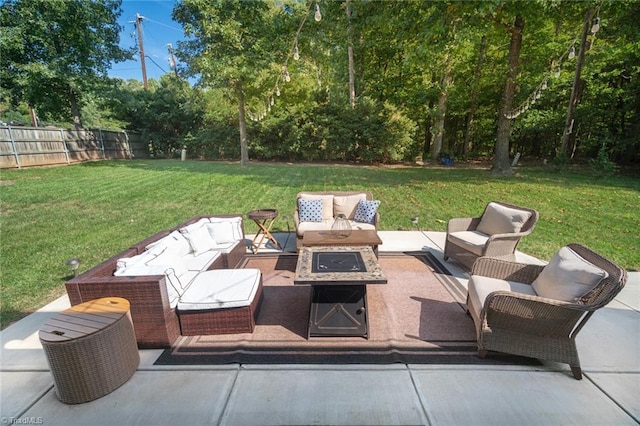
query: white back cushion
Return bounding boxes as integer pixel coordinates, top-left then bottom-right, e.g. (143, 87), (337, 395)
(208, 217), (243, 243)
(476, 202), (532, 235)
(334, 194), (366, 219)
(181, 224), (217, 256)
(532, 246), (608, 302)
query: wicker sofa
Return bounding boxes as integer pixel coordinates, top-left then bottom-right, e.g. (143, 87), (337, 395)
(293, 191), (380, 248)
(65, 215), (251, 348)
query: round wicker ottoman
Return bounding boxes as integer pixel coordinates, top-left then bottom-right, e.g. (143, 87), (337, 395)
(39, 297), (139, 404)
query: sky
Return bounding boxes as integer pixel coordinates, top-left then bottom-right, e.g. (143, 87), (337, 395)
(109, 0), (186, 82)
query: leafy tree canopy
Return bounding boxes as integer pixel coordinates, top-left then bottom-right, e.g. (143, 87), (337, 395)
(0, 0), (133, 125)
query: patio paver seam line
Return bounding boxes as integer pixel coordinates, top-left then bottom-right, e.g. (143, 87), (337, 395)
(12, 383), (54, 421)
(583, 372), (640, 424)
(216, 364), (242, 426)
(407, 366), (434, 426)
(612, 300), (640, 313)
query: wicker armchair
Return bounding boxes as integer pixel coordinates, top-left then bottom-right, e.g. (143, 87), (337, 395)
(466, 243), (627, 379)
(444, 201), (539, 271)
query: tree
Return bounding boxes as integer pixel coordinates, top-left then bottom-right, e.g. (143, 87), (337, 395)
(560, 9), (596, 157)
(493, 14), (524, 176)
(173, 0), (301, 166)
(106, 76), (204, 157)
(0, 0), (132, 128)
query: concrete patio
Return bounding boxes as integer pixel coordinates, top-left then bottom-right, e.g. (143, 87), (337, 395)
(1, 231), (638, 425)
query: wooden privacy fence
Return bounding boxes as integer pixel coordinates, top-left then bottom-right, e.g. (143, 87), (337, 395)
(0, 126), (149, 169)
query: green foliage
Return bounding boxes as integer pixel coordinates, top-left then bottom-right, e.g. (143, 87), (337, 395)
(2, 0), (639, 168)
(105, 76), (205, 158)
(589, 145), (618, 178)
(0, 0), (133, 125)
(553, 151), (571, 172)
(238, 95), (416, 164)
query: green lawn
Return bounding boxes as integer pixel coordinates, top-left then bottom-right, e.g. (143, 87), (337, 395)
(1, 159), (638, 328)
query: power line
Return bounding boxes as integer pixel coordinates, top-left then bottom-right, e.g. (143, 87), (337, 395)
(145, 55), (167, 73)
(143, 17), (183, 33)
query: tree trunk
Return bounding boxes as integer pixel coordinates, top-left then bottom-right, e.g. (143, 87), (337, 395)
(430, 56), (452, 161)
(464, 35), (487, 156)
(236, 80), (249, 167)
(560, 9), (595, 156)
(422, 119), (432, 159)
(347, 0), (355, 109)
(69, 85), (82, 129)
(492, 15), (524, 177)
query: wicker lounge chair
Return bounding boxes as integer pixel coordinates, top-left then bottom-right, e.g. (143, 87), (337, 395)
(466, 243), (627, 379)
(444, 201), (539, 271)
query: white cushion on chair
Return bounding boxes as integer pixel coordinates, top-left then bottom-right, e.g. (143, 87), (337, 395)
(532, 246), (608, 303)
(208, 217), (243, 242)
(177, 269), (262, 311)
(182, 250), (222, 272)
(467, 275), (537, 319)
(181, 225), (217, 256)
(476, 202), (532, 235)
(448, 231), (489, 255)
(146, 231), (193, 256)
(334, 194), (366, 219)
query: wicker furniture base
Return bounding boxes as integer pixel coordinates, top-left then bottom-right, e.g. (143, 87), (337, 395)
(466, 244), (628, 380)
(178, 277), (264, 335)
(39, 297), (139, 404)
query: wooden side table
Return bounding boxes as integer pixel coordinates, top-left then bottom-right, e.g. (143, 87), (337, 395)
(39, 297), (139, 404)
(247, 209), (282, 253)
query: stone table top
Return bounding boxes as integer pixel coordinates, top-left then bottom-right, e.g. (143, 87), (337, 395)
(294, 246), (387, 285)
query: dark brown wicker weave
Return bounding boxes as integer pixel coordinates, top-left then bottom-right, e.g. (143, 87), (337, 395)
(466, 243), (627, 380)
(39, 297), (139, 404)
(444, 201), (539, 271)
(178, 275), (264, 335)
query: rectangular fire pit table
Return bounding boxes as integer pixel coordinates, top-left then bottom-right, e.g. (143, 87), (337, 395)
(294, 246), (387, 338)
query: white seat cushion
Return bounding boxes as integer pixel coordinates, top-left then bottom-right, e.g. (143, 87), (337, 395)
(349, 220), (377, 232)
(467, 275), (537, 319)
(182, 250), (222, 272)
(296, 219), (336, 236)
(448, 231), (489, 256)
(177, 269), (262, 311)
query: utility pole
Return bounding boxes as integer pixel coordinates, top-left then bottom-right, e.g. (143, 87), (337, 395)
(167, 43), (178, 77)
(135, 13), (148, 89)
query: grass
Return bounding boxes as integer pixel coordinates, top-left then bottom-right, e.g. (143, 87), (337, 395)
(1, 159), (638, 328)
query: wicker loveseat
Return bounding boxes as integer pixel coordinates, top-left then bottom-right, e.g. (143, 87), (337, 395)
(466, 243), (627, 379)
(293, 191), (380, 248)
(65, 215), (250, 348)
